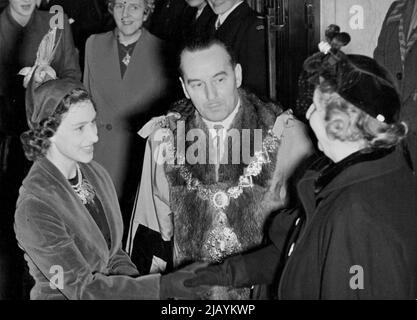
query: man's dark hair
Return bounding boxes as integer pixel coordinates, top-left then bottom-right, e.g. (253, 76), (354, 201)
(178, 36), (237, 77)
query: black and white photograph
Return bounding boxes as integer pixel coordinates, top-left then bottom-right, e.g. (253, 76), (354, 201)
(0, 0), (417, 306)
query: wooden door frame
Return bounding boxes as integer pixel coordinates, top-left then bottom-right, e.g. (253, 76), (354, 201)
(253, 0), (321, 107)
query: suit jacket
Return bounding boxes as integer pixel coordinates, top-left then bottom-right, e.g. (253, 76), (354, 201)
(180, 4), (216, 44)
(212, 2), (268, 100)
(149, 0), (187, 41)
(84, 29), (171, 204)
(14, 158), (160, 300)
(374, 0), (417, 169)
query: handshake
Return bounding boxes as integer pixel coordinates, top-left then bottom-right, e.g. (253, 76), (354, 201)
(159, 259), (240, 300)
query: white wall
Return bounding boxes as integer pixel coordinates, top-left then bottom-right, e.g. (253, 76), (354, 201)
(321, 0), (395, 57)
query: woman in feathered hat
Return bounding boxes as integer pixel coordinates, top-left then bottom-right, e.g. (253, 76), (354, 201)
(183, 46), (417, 300)
(13, 70), (205, 300)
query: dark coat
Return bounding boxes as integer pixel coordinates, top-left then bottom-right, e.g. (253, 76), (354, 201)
(264, 148), (417, 299)
(235, 148), (417, 299)
(212, 2), (268, 100)
(374, 0), (417, 170)
(14, 158), (160, 300)
(180, 4), (216, 44)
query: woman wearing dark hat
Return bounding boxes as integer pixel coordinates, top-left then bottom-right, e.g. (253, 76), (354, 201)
(184, 51), (417, 299)
(13, 71), (204, 300)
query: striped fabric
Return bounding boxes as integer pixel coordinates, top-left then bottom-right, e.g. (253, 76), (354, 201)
(387, 0), (417, 69)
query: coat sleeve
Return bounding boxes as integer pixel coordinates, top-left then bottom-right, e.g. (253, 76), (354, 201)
(373, 2), (397, 66)
(56, 14), (81, 81)
(320, 200), (413, 300)
(108, 247), (141, 277)
(207, 207), (299, 288)
(15, 197), (161, 300)
(239, 207), (300, 286)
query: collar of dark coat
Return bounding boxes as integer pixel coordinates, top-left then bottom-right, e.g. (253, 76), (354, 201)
(166, 88), (282, 184)
(25, 157), (88, 195)
(21, 157), (121, 256)
(297, 147), (405, 217)
(314, 147), (395, 194)
(386, 0), (408, 24)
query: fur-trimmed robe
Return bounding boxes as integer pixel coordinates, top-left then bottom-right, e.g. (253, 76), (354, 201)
(167, 91), (284, 265)
(127, 89), (313, 299)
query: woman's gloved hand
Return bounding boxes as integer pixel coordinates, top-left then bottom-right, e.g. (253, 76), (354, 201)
(183, 264), (229, 287)
(160, 262), (210, 299)
(184, 255), (249, 288)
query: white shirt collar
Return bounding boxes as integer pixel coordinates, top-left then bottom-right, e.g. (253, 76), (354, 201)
(202, 100), (241, 133)
(217, 1), (244, 26)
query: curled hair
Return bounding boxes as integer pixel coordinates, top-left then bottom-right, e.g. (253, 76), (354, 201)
(21, 89), (91, 162)
(107, 0), (154, 15)
(316, 86), (408, 149)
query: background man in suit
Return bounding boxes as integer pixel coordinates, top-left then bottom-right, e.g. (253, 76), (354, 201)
(83, 0), (173, 242)
(374, 0), (417, 171)
(208, 0), (268, 100)
(180, 0), (215, 44)
(147, 0), (186, 41)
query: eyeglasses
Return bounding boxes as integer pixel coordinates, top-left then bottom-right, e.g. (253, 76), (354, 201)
(113, 2), (143, 14)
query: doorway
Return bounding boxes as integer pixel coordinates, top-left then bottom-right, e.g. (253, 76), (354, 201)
(248, 0), (321, 109)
